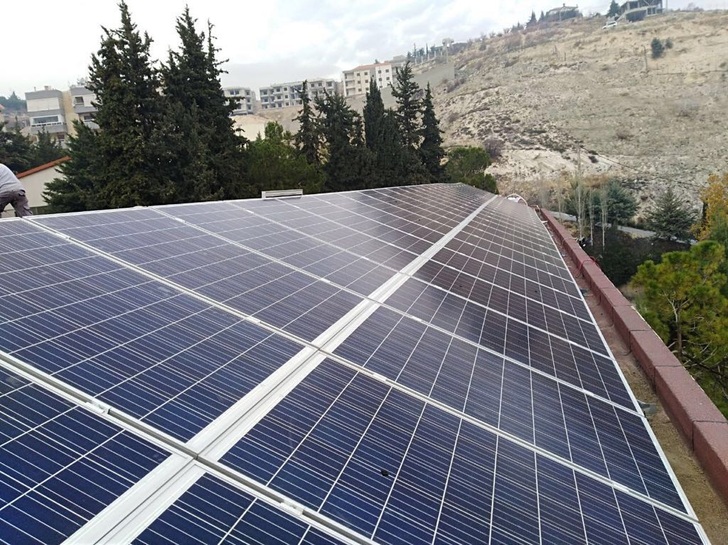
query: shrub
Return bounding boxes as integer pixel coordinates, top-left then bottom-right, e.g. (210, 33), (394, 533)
(651, 37), (665, 59)
(482, 137), (504, 161)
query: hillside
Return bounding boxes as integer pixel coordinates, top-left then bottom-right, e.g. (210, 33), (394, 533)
(434, 10), (728, 213)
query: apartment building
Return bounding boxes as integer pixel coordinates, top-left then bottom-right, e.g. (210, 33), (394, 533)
(25, 87), (69, 142)
(342, 58), (405, 98)
(70, 84), (98, 129)
(224, 86), (255, 115)
(259, 78), (338, 110)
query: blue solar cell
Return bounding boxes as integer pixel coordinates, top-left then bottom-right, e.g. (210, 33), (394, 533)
(0, 372), (168, 544)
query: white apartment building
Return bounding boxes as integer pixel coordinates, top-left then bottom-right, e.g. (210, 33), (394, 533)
(259, 79), (338, 110)
(25, 87), (69, 141)
(70, 84), (98, 129)
(224, 86), (255, 115)
(342, 59), (405, 98)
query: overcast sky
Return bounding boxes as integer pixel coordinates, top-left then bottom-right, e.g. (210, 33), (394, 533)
(2, 0), (726, 97)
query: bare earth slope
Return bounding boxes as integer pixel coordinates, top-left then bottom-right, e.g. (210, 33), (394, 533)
(435, 11), (728, 205)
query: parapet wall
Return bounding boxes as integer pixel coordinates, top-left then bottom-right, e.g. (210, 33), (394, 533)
(540, 209), (728, 506)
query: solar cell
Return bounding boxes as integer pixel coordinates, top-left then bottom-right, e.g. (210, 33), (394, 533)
(0, 184), (709, 544)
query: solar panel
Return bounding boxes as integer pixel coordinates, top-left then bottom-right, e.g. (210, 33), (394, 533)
(0, 183), (709, 544)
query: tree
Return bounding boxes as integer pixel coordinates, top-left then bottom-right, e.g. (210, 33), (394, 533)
(696, 172), (728, 243)
(84, 1), (173, 208)
(45, 122), (105, 212)
(247, 122), (323, 195)
(445, 147), (497, 193)
(419, 83), (446, 182)
(391, 61), (422, 150)
(645, 186), (697, 240)
(593, 179), (637, 225)
(315, 91), (373, 192)
(651, 38), (665, 59)
(607, 0), (620, 18)
(633, 242), (728, 413)
(31, 131), (66, 166)
(294, 81), (319, 165)
(529, 11), (537, 25)
(0, 122), (33, 172)
(0, 92), (26, 112)
(161, 7), (249, 202)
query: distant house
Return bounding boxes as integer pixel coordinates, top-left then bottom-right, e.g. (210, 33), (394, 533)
(1, 157), (69, 218)
(619, 0), (663, 20)
(543, 4), (581, 23)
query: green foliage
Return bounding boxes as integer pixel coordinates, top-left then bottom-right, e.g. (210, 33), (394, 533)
(645, 186), (697, 240)
(391, 61), (422, 150)
(419, 84), (446, 182)
(632, 241), (728, 414)
(247, 122), (323, 195)
(651, 37), (665, 59)
(607, 0), (620, 18)
(45, 122), (105, 213)
(0, 92), (26, 111)
(315, 92), (373, 192)
(293, 81), (319, 165)
(0, 122), (33, 172)
(445, 147), (497, 193)
(31, 131), (66, 166)
(529, 11), (537, 25)
(593, 179), (638, 225)
(160, 7), (248, 202)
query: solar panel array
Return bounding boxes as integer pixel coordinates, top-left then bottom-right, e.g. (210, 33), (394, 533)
(0, 184), (708, 544)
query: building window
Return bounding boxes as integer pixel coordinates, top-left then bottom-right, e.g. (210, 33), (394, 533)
(74, 96), (84, 105)
(32, 115), (60, 125)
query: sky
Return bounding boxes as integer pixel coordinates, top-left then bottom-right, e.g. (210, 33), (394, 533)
(2, 0), (727, 97)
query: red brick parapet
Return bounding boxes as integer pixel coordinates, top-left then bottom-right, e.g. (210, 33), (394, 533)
(539, 208), (728, 507)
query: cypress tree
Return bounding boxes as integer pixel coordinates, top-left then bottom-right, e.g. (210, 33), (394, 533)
(315, 92), (372, 192)
(419, 83), (446, 181)
(0, 122), (34, 172)
(294, 81), (320, 165)
(162, 7), (248, 201)
(391, 61), (422, 150)
(86, 1), (172, 208)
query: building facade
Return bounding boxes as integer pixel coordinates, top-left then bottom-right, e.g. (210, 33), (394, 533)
(70, 84), (98, 129)
(259, 79), (338, 110)
(25, 87), (68, 142)
(224, 87), (255, 115)
(342, 59), (405, 98)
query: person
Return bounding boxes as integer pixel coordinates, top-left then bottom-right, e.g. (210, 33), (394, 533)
(0, 163), (32, 218)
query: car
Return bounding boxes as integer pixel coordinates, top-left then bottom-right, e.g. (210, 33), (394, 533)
(602, 20), (618, 29)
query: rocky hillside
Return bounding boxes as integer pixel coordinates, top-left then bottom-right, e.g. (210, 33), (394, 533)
(433, 10), (728, 212)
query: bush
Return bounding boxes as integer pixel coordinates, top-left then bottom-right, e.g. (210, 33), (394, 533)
(651, 37), (665, 59)
(482, 137), (504, 161)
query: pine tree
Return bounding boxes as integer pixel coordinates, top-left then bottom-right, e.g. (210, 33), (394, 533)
(294, 81), (319, 165)
(86, 1), (172, 208)
(162, 7), (248, 202)
(529, 11), (537, 25)
(645, 186), (697, 241)
(391, 61), (422, 150)
(363, 80), (385, 153)
(419, 83), (445, 181)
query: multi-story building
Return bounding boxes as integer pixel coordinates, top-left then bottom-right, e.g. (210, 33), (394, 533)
(342, 59), (405, 98)
(224, 86), (255, 115)
(70, 84), (98, 129)
(259, 79), (338, 110)
(25, 87), (69, 142)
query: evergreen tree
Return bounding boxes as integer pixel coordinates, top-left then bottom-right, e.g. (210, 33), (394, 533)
(363, 80), (385, 153)
(419, 83), (446, 181)
(0, 122), (33, 172)
(645, 186), (697, 241)
(607, 0), (620, 18)
(391, 61), (422, 150)
(539, 10), (545, 22)
(592, 179), (637, 225)
(315, 92), (372, 192)
(294, 81), (319, 165)
(45, 122), (105, 212)
(529, 11), (537, 25)
(161, 7), (248, 202)
(32, 131), (66, 166)
(85, 1), (172, 208)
